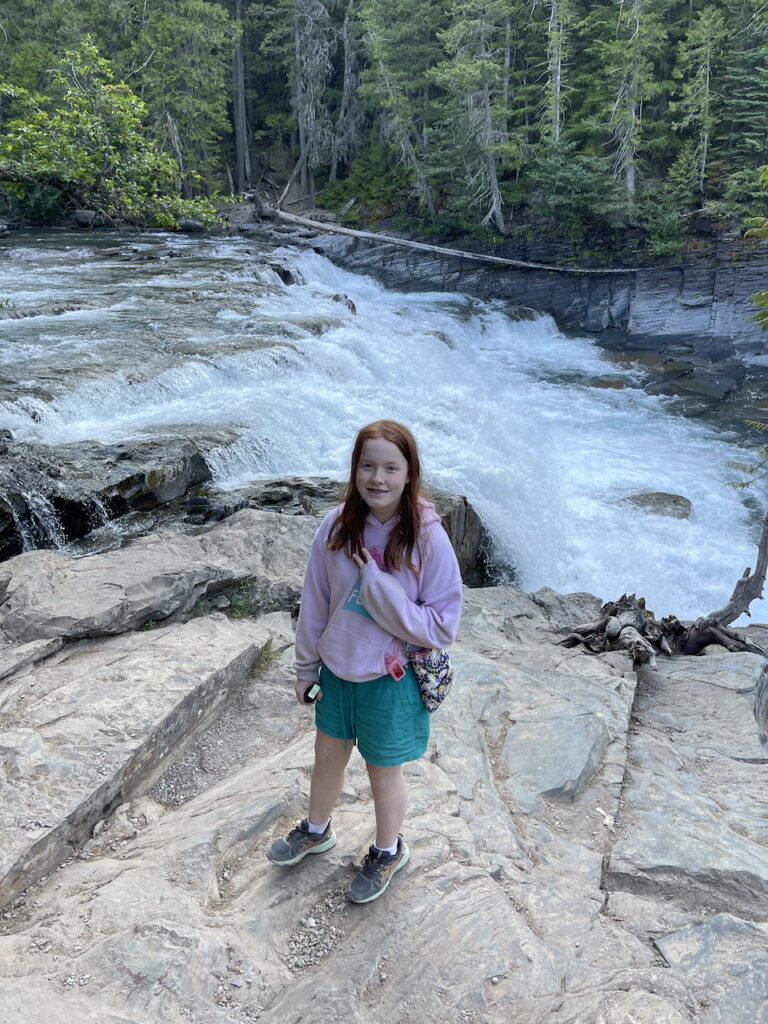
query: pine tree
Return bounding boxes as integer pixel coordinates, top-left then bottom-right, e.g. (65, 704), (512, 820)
(359, 0), (447, 217)
(671, 5), (725, 194)
(430, 0), (523, 232)
(720, 0), (768, 169)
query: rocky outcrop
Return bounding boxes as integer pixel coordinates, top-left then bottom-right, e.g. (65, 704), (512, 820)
(0, 508), (316, 643)
(0, 510), (766, 1022)
(0, 438), (211, 560)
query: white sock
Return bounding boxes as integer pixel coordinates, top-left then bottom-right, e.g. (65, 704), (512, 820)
(373, 840), (398, 856)
(306, 817), (330, 835)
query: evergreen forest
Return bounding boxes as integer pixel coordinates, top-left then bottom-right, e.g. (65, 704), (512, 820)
(0, 0), (767, 252)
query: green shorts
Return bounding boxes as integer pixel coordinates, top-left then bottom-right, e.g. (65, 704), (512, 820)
(315, 663), (430, 767)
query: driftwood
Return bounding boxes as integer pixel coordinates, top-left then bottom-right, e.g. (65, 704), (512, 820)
(267, 208), (637, 276)
(756, 664), (768, 749)
(559, 513), (768, 666)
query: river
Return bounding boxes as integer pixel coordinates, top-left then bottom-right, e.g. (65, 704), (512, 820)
(1, 229), (766, 623)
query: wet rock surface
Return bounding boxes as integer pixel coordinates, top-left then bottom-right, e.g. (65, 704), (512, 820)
(0, 511), (765, 1022)
(0, 438), (211, 560)
(622, 491), (693, 519)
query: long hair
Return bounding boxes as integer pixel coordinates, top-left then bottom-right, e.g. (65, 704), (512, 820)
(328, 420), (425, 572)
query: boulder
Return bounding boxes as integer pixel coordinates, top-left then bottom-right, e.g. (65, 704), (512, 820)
(72, 209), (97, 228)
(176, 218), (205, 233)
(622, 491), (693, 519)
(0, 508), (316, 644)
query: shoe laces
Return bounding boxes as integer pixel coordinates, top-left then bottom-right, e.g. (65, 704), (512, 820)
(360, 847), (389, 876)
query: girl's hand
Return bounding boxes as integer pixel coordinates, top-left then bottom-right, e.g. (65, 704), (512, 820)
(295, 679), (321, 704)
(352, 548), (373, 570)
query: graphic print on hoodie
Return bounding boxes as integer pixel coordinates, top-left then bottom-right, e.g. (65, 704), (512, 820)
(342, 545), (387, 619)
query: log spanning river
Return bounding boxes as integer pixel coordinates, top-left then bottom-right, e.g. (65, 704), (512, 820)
(1, 230), (767, 622)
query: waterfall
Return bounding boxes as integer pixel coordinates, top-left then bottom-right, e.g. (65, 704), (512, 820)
(1, 231), (766, 622)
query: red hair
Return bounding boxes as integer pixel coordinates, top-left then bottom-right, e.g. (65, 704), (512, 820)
(328, 420), (425, 571)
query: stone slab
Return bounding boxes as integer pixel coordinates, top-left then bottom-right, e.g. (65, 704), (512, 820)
(654, 913), (768, 1023)
(0, 508), (316, 644)
(0, 637), (63, 683)
(605, 651), (768, 918)
(0, 615), (273, 908)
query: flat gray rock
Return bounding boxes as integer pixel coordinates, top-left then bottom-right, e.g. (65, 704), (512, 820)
(0, 615), (274, 907)
(605, 651), (768, 918)
(655, 913), (768, 1023)
(0, 508), (316, 644)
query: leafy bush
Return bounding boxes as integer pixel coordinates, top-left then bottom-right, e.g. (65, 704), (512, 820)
(0, 38), (219, 227)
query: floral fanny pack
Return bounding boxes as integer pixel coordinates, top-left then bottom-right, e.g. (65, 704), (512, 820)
(406, 647), (454, 713)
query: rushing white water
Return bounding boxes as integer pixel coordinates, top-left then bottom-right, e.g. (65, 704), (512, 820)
(1, 232), (766, 623)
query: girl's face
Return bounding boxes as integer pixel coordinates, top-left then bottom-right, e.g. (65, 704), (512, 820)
(356, 438), (410, 523)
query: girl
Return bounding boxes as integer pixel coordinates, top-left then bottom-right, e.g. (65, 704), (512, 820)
(267, 420), (463, 903)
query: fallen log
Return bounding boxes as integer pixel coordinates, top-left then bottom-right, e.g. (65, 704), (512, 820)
(264, 207), (637, 276)
(559, 513), (768, 666)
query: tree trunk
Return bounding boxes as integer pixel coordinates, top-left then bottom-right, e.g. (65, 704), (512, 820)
(294, 23), (309, 200)
(232, 0), (251, 193)
(481, 73), (505, 233)
(330, 0), (361, 183)
(547, 0), (563, 142)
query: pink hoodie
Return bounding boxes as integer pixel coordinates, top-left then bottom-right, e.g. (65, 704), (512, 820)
(294, 500), (463, 683)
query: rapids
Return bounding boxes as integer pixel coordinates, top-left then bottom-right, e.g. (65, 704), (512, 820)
(1, 230), (766, 623)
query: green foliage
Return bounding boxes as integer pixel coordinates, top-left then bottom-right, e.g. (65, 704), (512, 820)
(637, 144), (700, 256)
(228, 582), (254, 619)
(1, 0), (767, 237)
(0, 39), (218, 226)
(527, 140), (626, 237)
(112, 0), (235, 188)
(1, 183), (68, 223)
(320, 142), (412, 223)
(254, 638), (280, 673)
(742, 165), (768, 331)
(726, 421), (768, 488)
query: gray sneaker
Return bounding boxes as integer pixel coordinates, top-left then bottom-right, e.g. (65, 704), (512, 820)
(348, 837), (409, 903)
(266, 818), (337, 866)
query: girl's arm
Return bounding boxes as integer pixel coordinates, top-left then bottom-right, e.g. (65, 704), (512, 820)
(294, 534), (331, 682)
(357, 527), (462, 649)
